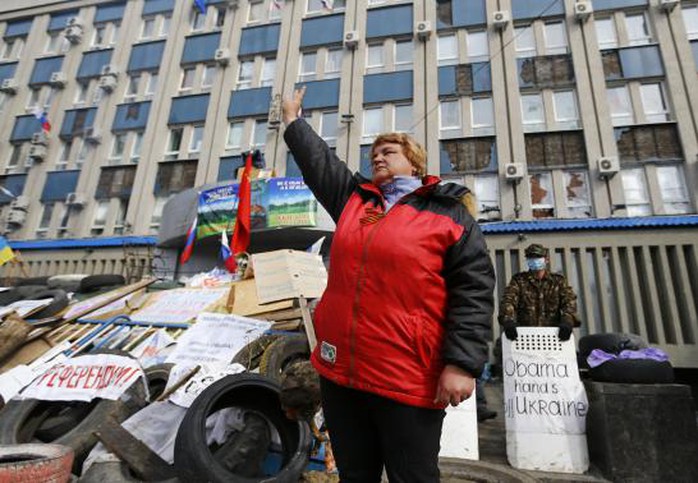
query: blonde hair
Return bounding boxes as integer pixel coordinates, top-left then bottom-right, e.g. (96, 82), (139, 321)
(371, 133), (427, 177)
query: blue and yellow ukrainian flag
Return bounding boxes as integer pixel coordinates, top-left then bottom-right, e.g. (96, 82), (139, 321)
(0, 237), (15, 266)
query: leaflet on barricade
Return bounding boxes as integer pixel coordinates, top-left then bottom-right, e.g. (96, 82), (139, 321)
(20, 354), (147, 402)
(167, 363), (246, 408)
(130, 329), (176, 367)
(165, 312), (271, 366)
(130, 288), (230, 324)
(0, 341), (71, 402)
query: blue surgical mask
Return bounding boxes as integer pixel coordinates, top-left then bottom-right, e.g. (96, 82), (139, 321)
(527, 257), (546, 271)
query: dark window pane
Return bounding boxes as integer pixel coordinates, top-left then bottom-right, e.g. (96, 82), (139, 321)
(518, 55), (574, 89)
(525, 131), (587, 168)
(455, 64), (473, 95)
(96, 167), (137, 199)
(602, 51), (622, 79)
(440, 137), (496, 173)
(154, 160), (198, 196)
(615, 124), (683, 165)
(437, 0), (453, 28)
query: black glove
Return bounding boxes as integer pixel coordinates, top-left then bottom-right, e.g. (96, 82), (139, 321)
(558, 324), (573, 341)
(503, 323), (518, 341)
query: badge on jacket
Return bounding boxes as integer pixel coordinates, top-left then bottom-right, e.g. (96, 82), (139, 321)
(320, 341), (337, 364)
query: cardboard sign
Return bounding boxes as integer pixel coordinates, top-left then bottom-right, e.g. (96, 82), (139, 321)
(503, 327), (589, 473)
(252, 249), (327, 304)
(21, 354), (146, 402)
(130, 288), (229, 324)
(0, 299), (53, 319)
(439, 387), (479, 460)
(167, 363), (245, 408)
(165, 313), (271, 366)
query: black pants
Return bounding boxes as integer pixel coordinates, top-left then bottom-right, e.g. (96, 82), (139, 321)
(320, 377), (445, 483)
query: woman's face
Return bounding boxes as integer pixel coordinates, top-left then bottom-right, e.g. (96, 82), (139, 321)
(371, 142), (414, 185)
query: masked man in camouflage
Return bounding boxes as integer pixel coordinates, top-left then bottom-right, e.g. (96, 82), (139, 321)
(499, 243), (578, 341)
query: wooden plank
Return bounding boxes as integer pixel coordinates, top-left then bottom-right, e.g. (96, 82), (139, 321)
(641, 245), (666, 345)
(254, 307), (303, 322)
(95, 418), (176, 481)
(228, 279), (295, 316)
(299, 297), (317, 351)
(624, 247), (649, 342)
(609, 246), (631, 334)
(657, 245), (682, 345)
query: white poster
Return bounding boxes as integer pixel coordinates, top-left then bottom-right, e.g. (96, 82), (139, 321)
(165, 312), (271, 366)
(130, 288), (230, 324)
(167, 363), (246, 408)
(20, 354), (146, 402)
(252, 249), (327, 304)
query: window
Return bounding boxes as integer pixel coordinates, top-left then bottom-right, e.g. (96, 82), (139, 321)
(6, 144), (22, 171)
(57, 205), (71, 236)
(269, 1), (282, 21)
(307, 0), (346, 14)
(180, 67), (195, 91)
(607, 86), (633, 126)
(471, 98), (494, 135)
(657, 165), (691, 214)
(38, 203), (55, 232)
(467, 31), (488, 62)
(595, 17), (618, 49)
(75, 83), (89, 104)
(621, 168), (651, 216)
(160, 16), (171, 36)
(521, 93), (545, 132)
(261, 58), (275, 87)
(640, 83), (668, 123)
(146, 72), (158, 96)
(543, 22), (568, 55)
(57, 141), (72, 169)
(299, 52), (317, 81)
(227, 121), (244, 150)
(92, 200), (109, 234)
(191, 9), (206, 31)
(473, 174), (500, 220)
(438, 34), (457, 66)
(515, 26), (536, 58)
(27, 88), (41, 110)
(45, 32), (64, 54)
(530, 172), (555, 218)
(394, 104), (413, 133)
(43, 88), (56, 109)
(439, 100), (461, 137)
(131, 132), (143, 163)
(248, 1), (265, 24)
(113, 199), (128, 235)
(150, 196), (168, 229)
(552, 90), (579, 129)
(363, 107), (384, 139)
(626, 13), (651, 46)
(165, 127), (183, 160)
(126, 74), (140, 99)
(564, 171), (592, 218)
(110, 133), (126, 164)
(395, 40), (413, 71)
(320, 111), (338, 141)
(93, 25), (106, 46)
(215, 6), (226, 28)
(111, 23), (120, 44)
(141, 18), (155, 39)
(325, 49), (342, 78)
(683, 6), (698, 40)
(237, 60), (254, 89)
(76, 140), (89, 167)
(252, 119), (267, 147)
(189, 125), (204, 154)
(202, 65), (216, 88)
(366, 44), (385, 74)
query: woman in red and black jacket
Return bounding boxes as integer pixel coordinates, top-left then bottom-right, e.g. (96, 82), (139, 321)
(283, 87), (494, 482)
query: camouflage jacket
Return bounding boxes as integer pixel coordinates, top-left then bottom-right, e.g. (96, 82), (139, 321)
(498, 271), (577, 328)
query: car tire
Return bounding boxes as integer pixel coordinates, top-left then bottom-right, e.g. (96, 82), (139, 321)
(578, 333), (647, 368)
(26, 289), (70, 319)
(259, 334), (310, 382)
(79, 275), (126, 294)
(231, 334), (280, 370)
(0, 443), (74, 482)
(589, 359), (674, 384)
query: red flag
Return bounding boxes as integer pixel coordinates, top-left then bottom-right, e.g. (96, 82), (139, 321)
(231, 151), (253, 260)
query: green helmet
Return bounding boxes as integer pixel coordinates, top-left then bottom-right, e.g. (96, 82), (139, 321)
(524, 243), (548, 258)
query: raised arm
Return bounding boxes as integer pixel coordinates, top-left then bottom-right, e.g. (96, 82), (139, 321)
(282, 87), (357, 222)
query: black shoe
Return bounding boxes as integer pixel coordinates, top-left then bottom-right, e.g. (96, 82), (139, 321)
(477, 408), (497, 422)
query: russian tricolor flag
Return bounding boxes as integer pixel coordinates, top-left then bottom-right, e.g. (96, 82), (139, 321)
(220, 230), (237, 273)
(32, 106), (51, 133)
(180, 216), (198, 264)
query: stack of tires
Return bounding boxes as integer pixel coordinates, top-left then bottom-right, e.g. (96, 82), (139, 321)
(578, 332), (674, 383)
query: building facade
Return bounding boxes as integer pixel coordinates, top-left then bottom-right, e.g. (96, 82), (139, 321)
(0, 0), (697, 365)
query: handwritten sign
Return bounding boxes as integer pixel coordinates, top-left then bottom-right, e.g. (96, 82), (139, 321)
(503, 327), (589, 473)
(20, 354), (146, 402)
(168, 363), (246, 408)
(130, 288), (230, 324)
(130, 329), (176, 367)
(165, 313), (271, 366)
(252, 249), (327, 304)
(0, 299), (53, 319)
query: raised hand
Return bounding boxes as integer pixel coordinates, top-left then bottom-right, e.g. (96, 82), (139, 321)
(282, 86), (306, 126)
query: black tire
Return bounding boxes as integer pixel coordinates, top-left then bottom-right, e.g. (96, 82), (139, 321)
(231, 334), (281, 370)
(47, 274), (89, 292)
(0, 352), (148, 474)
(26, 289), (70, 319)
(144, 363), (173, 401)
(578, 333), (647, 367)
(213, 411), (271, 477)
(0, 443), (74, 482)
(13, 276), (50, 287)
(174, 373), (311, 483)
(0, 288), (23, 306)
(589, 359), (674, 384)
(12, 285), (50, 300)
(34, 401), (97, 442)
(259, 334), (310, 382)
(79, 275), (126, 293)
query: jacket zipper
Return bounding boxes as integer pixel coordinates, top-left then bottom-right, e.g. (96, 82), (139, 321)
(348, 210), (385, 386)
